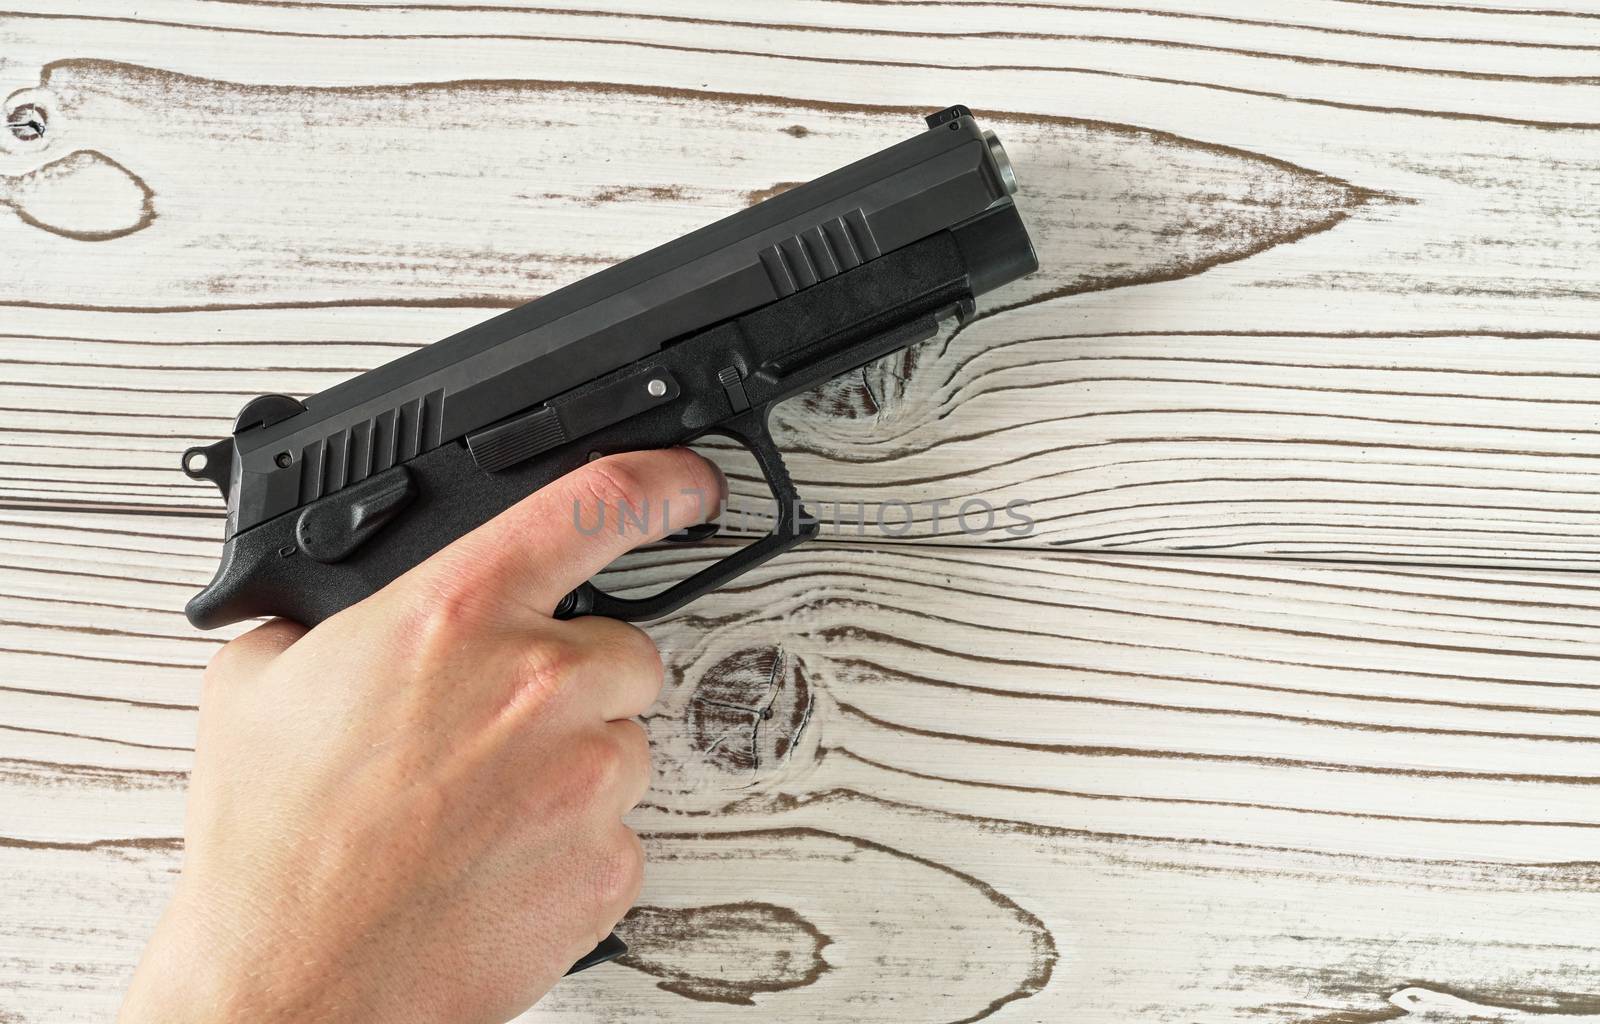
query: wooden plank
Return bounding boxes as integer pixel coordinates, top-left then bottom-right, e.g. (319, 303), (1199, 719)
(12, 59), (1368, 310)
(2, 5), (1599, 565)
(3, 508), (1600, 1020)
(14, 323), (1600, 566)
(4, 4), (1600, 1022)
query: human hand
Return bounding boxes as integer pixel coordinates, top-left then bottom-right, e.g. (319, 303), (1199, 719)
(119, 448), (725, 1024)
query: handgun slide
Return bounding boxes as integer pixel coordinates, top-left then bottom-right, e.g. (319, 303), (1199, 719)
(182, 105), (1038, 630)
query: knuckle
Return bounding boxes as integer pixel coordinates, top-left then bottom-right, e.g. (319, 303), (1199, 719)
(588, 731), (628, 795)
(513, 635), (584, 705)
(616, 624), (664, 686)
(677, 448), (723, 500)
(405, 578), (484, 666)
(578, 458), (651, 521)
(539, 731), (621, 823)
(616, 720), (651, 773)
(615, 723), (652, 806)
(593, 828), (645, 912)
(567, 729), (628, 807)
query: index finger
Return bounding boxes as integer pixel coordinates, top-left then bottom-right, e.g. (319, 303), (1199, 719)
(405, 448), (726, 625)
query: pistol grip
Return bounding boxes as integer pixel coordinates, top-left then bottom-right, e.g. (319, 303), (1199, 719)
(567, 932), (628, 975)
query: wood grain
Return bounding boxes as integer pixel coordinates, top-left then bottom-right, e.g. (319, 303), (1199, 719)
(4, 3), (1600, 1022)
(4, 510), (1600, 1020)
(1, 59), (1368, 310)
(1, 2), (1598, 565)
(11, 325), (1600, 567)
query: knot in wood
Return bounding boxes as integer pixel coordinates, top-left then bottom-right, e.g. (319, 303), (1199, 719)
(686, 645), (812, 779)
(8, 103), (47, 142)
(618, 902), (829, 1004)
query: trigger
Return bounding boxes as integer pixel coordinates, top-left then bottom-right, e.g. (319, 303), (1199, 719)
(667, 522), (721, 543)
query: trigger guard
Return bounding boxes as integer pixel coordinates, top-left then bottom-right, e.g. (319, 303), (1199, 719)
(554, 409), (818, 622)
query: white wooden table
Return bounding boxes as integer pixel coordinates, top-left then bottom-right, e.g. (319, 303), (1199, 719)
(4, 3), (1600, 1021)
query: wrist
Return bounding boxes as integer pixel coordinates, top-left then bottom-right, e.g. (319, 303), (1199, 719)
(119, 884), (291, 1024)
(119, 906), (231, 1024)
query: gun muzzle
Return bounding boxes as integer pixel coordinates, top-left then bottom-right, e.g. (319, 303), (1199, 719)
(983, 130), (1019, 196)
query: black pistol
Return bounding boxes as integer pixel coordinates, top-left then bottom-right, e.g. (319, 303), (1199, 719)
(179, 104), (1036, 972)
